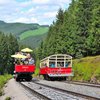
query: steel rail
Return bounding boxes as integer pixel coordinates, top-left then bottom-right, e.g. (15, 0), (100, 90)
(20, 82), (51, 100)
(62, 81), (100, 88)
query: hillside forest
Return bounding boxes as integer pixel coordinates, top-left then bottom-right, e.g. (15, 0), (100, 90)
(0, 21), (49, 48)
(0, 32), (19, 74)
(36, 0), (100, 60)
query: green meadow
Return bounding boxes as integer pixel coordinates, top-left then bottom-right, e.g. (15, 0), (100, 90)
(73, 55), (100, 83)
(20, 27), (49, 40)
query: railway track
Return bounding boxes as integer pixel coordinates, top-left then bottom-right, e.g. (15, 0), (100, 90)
(63, 81), (100, 88)
(33, 80), (100, 100)
(20, 82), (49, 100)
(20, 81), (87, 100)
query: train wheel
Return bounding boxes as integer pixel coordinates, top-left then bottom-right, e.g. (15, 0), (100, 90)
(16, 77), (20, 82)
(57, 78), (62, 81)
(43, 75), (46, 80)
(46, 75), (50, 81)
(63, 77), (66, 81)
(44, 75), (50, 80)
(50, 77), (55, 81)
(25, 77), (32, 81)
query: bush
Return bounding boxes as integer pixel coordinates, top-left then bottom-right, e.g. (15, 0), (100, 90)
(5, 97), (11, 100)
(0, 74), (12, 96)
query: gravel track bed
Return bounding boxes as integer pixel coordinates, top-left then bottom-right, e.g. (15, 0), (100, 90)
(19, 85), (40, 100)
(63, 81), (100, 88)
(22, 82), (85, 100)
(35, 80), (100, 99)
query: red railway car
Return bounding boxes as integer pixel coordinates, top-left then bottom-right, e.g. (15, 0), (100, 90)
(14, 64), (35, 81)
(39, 54), (73, 80)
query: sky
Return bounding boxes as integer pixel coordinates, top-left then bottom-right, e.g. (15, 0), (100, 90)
(0, 0), (71, 25)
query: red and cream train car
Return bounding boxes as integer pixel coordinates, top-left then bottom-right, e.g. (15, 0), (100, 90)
(39, 54), (73, 80)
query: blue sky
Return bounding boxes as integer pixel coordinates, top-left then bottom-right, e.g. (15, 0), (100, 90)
(0, 0), (71, 25)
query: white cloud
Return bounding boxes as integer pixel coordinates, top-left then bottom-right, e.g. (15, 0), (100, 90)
(0, 0), (17, 6)
(0, 0), (71, 25)
(40, 21), (49, 25)
(19, 1), (32, 7)
(43, 11), (57, 18)
(32, 0), (50, 4)
(28, 8), (36, 13)
(14, 17), (38, 23)
(59, 0), (71, 3)
(58, 0), (71, 8)
(0, 0), (11, 5)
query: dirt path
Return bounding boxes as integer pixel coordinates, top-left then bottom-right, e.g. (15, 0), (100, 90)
(0, 79), (31, 100)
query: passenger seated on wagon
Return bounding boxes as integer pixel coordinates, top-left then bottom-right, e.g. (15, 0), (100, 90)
(21, 53), (34, 65)
(14, 52), (23, 65)
(57, 62), (64, 67)
(65, 62), (70, 67)
(14, 59), (20, 65)
(50, 63), (55, 68)
(57, 63), (60, 67)
(26, 53), (34, 65)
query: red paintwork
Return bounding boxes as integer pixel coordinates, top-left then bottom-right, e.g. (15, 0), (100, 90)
(15, 65), (35, 72)
(40, 67), (72, 75)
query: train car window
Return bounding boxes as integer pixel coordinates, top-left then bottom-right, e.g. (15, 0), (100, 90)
(49, 62), (55, 68)
(41, 62), (48, 68)
(65, 61), (71, 67)
(57, 62), (64, 67)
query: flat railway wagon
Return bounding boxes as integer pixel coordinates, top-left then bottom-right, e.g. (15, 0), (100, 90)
(39, 54), (73, 80)
(14, 64), (35, 81)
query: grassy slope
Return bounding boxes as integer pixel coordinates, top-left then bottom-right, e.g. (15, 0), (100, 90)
(0, 74), (12, 96)
(73, 55), (100, 83)
(0, 21), (39, 36)
(20, 27), (49, 40)
(20, 33), (47, 48)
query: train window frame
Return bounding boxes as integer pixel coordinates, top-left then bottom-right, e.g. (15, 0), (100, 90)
(40, 54), (72, 68)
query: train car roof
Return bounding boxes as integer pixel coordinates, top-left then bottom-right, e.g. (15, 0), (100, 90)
(40, 54), (72, 62)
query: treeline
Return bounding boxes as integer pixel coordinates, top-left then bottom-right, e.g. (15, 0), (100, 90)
(37, 0), (100, 60)
(0, 32), (19, 74)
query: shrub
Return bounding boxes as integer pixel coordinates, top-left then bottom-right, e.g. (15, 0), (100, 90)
(0, 74), (12, 96)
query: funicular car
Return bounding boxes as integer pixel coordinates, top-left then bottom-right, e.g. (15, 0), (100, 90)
(12, 48), (35, 82)
(39, 54), (73, 80)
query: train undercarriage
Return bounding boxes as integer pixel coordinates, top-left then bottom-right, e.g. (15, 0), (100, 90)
(15, 72), (32, 82)
(43, 74), (67, 81)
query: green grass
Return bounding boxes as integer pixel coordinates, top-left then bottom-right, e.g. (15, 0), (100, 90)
(34, 68), (40, 76)
(72, 55), (100, 83)
(0, 74), (12, 96)
(20, 32), (47, 48)
(5, 97), (11, 100)
(20, 27), (49, 40)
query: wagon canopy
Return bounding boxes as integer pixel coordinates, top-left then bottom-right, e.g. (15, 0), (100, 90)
(41, 54), (72, 62)
(40, 54), (72, 68)
(21, 48), (33, 52)
(11, 54), (27, 59)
